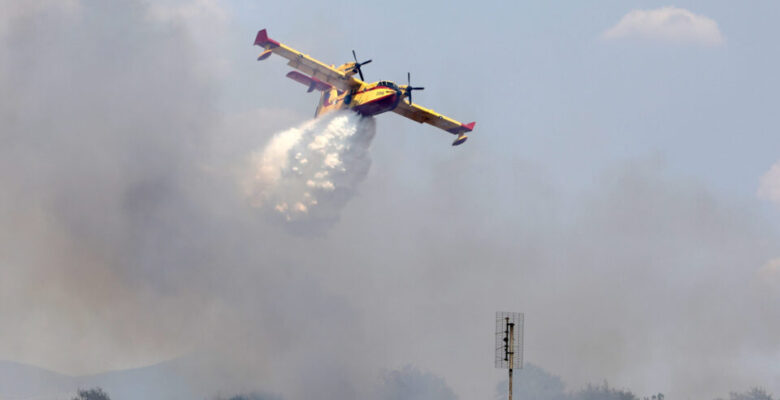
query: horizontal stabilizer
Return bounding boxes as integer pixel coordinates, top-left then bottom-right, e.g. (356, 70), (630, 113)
(286, 71), (332, 92)
(448, 121), (476, 135)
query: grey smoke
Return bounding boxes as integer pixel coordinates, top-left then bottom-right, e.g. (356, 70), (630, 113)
(0, 0), (221, 374)
(0, 1), (779, 400)
(494, 364), (567, 400)
(376, 366), (458, 400)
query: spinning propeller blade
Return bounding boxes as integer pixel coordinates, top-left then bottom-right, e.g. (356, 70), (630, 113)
(405, 72), (425, 104)
(351, 50), (371, 81)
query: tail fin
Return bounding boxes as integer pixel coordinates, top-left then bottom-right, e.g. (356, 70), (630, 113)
(254, 29), (280, 48)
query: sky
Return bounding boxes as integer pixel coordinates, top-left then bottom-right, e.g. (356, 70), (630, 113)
(1, 1), (779, 399)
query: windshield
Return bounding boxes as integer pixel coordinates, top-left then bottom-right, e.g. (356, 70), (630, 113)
(377, 81), (398, 90)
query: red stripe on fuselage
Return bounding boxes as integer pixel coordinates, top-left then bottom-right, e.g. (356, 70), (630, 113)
(353, 92), (400, 116)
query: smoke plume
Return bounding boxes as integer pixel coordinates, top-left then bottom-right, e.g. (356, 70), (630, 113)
(1, 2), (779, 400)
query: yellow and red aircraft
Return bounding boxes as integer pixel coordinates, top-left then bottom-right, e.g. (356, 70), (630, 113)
(254, 29), (475, 146)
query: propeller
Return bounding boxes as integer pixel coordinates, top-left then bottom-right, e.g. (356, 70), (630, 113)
(351, 50), (372, 81)
(404, 72), (425, 104)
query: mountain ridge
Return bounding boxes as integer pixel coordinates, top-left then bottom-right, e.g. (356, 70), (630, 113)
(0, 358), (196, 400)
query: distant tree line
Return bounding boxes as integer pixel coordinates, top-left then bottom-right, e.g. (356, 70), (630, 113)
(720, 387), (775, 400)
(495, 364), (775, 400)
(71, 388), (110, 400)
(67, 383), (775, 400)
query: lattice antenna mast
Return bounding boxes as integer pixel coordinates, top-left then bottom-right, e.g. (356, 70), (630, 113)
(495, 312), (524, 400)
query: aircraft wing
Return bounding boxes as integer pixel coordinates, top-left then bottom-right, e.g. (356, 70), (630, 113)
(393, 99), (475, 145)
(254, 29), (363, 92)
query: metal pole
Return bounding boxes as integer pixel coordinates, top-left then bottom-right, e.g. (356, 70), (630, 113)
(508, 368), (513, 400)
(508, 321), (514, 400)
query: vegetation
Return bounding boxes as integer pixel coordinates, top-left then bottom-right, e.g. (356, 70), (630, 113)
(574, 382), (639, 400)
(723, 388), (774, 400)
(494, 364), (775, 400)
(72, 388), (110, 400)
(62, 381), (777, 400)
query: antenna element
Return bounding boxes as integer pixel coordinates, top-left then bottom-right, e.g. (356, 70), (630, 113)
(495, 312), (524, 400)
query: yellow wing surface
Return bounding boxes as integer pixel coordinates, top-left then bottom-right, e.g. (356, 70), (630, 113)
(393, 100), (475, 146)
(254, 29), (363, 92)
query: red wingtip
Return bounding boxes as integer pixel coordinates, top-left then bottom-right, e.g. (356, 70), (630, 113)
(254, 29), (280, 47)
(462, 121), (476, 132)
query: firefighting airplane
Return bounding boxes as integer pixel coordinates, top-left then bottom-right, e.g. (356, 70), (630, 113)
(254, 29), (475, 146)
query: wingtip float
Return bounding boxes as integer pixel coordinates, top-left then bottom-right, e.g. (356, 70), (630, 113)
(254, 28), (476, 147)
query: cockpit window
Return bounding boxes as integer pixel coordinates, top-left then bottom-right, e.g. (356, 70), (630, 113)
(377, 81), (398, 89)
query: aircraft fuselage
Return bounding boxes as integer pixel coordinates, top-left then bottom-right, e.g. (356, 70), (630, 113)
(315, 81), (403, 118)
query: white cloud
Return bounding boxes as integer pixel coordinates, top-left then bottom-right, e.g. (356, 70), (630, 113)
(758, 161), (780, 206)
(603, 6), (724, 46)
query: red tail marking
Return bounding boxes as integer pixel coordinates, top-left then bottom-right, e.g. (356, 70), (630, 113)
(254, 29), (280, 48)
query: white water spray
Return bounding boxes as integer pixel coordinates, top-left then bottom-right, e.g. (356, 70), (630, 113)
(245, 111), (376, 229)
